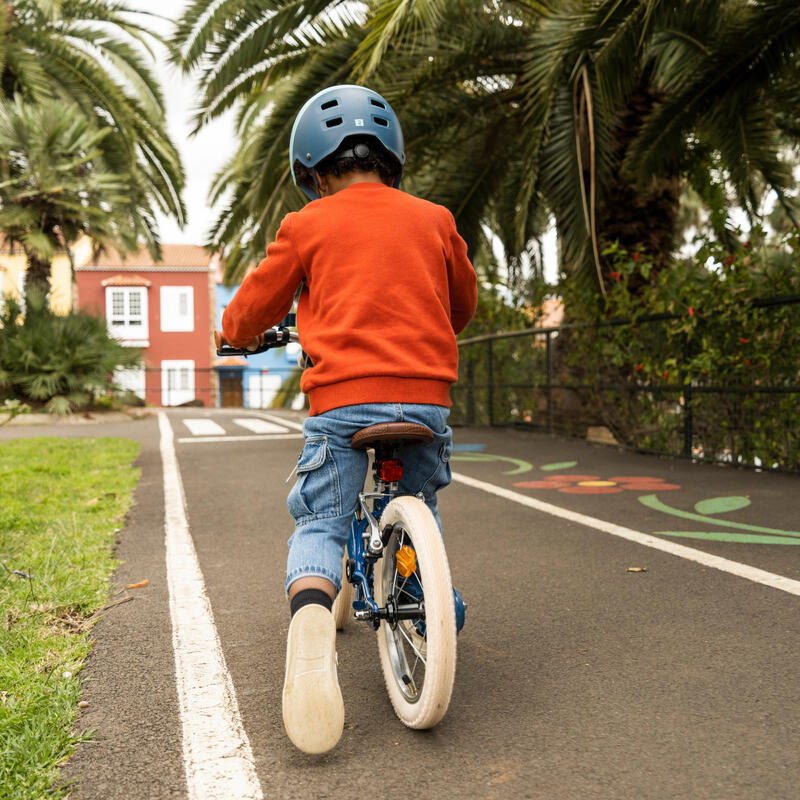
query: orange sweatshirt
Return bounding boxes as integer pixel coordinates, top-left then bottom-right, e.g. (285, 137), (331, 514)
(221, 182), (477, 416)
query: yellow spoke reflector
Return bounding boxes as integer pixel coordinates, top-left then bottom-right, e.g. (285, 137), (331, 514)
(396, 545), (417, 578)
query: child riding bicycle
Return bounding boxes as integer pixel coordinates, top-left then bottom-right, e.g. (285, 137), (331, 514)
(219, 85), (477, 754)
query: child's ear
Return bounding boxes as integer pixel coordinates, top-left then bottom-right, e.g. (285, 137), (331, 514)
(315, 171), (328, 196)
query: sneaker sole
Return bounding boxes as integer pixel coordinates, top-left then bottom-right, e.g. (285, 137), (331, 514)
(282, 605), (344, 754)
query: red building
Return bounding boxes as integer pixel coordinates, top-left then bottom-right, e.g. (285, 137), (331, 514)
(76, 245), (217, 407)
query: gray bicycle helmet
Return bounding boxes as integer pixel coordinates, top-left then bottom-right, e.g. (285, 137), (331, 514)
(290, 84), (405, 201)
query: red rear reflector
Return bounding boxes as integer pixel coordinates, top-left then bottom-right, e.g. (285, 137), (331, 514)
(377, 458), (403, 482)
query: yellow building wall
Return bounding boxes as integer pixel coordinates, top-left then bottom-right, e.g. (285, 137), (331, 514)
(0, 238), (89, 315)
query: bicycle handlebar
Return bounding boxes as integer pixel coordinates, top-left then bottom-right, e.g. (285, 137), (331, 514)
(215, 325), (300, 357)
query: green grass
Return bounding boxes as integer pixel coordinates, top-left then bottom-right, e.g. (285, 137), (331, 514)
(0, 437), (140, 799)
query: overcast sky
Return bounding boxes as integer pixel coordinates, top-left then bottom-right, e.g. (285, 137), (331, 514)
(134, 1), (236, 245)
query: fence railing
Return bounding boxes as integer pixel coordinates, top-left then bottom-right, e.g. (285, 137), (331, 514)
(453, 295), (800, 472)
(113, 364), (303, 410)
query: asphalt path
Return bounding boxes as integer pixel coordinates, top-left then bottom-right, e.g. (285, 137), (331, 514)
(4, 409), (798, 799)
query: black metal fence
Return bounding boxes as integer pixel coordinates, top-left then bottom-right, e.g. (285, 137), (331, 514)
(452, 295), (800, 472)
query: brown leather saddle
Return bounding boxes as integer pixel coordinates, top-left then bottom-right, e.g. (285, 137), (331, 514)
(350, 422), (434, 451)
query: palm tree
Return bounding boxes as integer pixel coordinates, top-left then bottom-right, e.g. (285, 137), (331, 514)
(1, 0), (186, 272)
(173, 0), (366, 281)
(0, 96), (141, 304)
(174, 0), (800, 295)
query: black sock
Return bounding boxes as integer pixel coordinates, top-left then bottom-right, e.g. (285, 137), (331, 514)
(290, 588), (333, 617)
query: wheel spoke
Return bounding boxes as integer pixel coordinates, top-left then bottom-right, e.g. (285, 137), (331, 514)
(410, 651), (421, 684)
(397, 622), (426, 666)
(397, 584), (418, 602)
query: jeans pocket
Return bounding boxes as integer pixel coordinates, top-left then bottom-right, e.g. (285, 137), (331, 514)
(414, 438), (453, 498)
(286, 437), (340, 522)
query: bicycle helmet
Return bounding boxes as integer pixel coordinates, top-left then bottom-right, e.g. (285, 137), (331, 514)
(289, 85), (405, 201)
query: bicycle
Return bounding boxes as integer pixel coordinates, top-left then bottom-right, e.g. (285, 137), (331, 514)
(216, 325), (466, 729)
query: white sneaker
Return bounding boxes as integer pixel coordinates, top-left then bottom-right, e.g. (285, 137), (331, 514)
(282, 604), (344, 754)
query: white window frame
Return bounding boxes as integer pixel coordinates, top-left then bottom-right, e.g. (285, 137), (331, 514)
(160, 285), (194, 332)
(105, 286), (148, 345)
(161, 359), (195, 406)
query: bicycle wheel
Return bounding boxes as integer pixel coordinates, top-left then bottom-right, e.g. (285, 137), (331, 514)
(374, 495), (456, 729)
(332, 553), (353, 631)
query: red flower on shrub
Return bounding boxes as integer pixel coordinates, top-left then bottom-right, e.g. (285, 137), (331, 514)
(739, 337), (749, 344)
(514, 475), (681, 495)
(635, 364), (643, 371)
(688, 306), (695, 317)
(632, 253), (640, 262)
(609, 271), (621, 280)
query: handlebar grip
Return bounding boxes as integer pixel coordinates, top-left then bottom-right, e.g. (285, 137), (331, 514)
(215, 325), (295, 357)
(262, 328), (280, 346)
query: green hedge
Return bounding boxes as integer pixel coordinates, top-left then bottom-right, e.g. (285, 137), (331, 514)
(0, 295), (141, 414)
(454, 232), (800, 470)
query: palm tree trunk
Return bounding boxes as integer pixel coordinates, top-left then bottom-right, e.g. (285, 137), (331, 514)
(24, 249), (53, 310)
(598, 80), (681, 286)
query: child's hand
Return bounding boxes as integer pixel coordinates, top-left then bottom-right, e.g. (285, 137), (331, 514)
(213, 330), (264, 351)
(246, 333), (265, 351)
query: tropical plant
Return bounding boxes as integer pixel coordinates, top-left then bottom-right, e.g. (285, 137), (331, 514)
(174, 0), (800, 300)
(0, 0), (186, 274)
(0, 293), (141, 413)
(0, 96), (142, 302)
(172, 0), (364, 282)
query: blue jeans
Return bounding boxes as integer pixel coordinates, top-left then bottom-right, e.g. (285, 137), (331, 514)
(285, 403), (452, 594)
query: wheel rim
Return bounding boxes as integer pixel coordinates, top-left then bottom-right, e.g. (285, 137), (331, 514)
(381, 527), (427, 703)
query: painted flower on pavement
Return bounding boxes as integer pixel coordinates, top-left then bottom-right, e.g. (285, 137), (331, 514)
(513, 475), (681, 495)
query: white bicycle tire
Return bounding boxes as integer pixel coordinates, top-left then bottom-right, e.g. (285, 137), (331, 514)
(374, 495), (457, 729)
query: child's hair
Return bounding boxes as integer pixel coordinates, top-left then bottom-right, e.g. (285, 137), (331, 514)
(293, 135), (400, 194)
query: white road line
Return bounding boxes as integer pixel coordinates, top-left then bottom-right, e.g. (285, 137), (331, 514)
(158, 413), (264, 800)
(183, 418), (227, 436)
(233, 417), (289, 434)
(452, 472), (800, 598)
(177, 433), (304, 444)
(255, 411), (305, 432)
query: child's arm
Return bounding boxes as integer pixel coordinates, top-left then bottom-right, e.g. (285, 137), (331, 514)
(444, 212), (478, 334)
(221, 216), (305, 347)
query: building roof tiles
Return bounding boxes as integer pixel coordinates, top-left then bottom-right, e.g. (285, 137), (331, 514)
(80, 244), (213, 270)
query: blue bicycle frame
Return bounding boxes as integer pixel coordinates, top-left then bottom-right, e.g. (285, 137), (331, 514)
(346, 492), (391, 629)
(345, 486), (466, 633)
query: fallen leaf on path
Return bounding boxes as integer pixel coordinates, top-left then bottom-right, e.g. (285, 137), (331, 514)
(77, 700), (89, 708)
(126, 579), (149, 589)
(627, 567), (648, 572)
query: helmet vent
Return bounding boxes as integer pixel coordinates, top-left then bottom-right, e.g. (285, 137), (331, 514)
(373, 116), (389, 127)
(370, 98), (386, 109)
(320, 99), (339, 110)
(325, 117), (343, 128)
